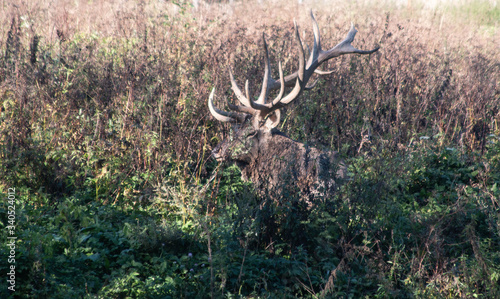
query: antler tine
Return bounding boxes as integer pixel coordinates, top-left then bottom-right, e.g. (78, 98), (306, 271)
(312, 11), (321, 52)
(314, 69), (335, 75)
(317, 23), (380, 63)
(229, 68), (254, 109)
(227, 101), (257, 115)
(208, 88), (236, 122)
(244, 80), (250, 101)
(271, 20), (306, 106)
(295, 20), (306, 83)
(306, 10), (321, 69)
(272, 61), (285, 104)
(256, 33), (271, 105)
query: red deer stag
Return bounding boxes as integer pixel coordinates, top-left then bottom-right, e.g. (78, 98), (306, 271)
(208, 12), (379, 199)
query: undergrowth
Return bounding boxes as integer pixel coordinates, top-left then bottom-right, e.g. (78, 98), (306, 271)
(0, 0), (498, 298)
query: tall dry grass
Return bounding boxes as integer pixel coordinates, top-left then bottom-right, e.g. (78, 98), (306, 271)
(0, 0), (498, 191)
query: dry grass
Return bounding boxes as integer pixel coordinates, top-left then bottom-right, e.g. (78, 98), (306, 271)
(0, 0), (497, 191)
(1, 0), (498, 183)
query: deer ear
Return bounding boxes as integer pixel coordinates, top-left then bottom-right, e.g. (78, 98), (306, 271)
(264, 110), (281, 131)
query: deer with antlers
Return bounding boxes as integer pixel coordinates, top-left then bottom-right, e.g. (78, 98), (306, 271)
(209, 12), (379, 199)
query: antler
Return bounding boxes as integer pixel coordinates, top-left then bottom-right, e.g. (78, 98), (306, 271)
(209, 11), (379, 131)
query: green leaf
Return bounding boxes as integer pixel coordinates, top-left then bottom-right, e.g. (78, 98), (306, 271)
(78, 234), (91, 243)
(87, 253), (100, 261)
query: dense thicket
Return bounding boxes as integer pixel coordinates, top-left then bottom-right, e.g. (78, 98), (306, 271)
(0, 0), (498, 297)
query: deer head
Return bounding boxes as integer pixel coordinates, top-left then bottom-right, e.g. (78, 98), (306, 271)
(208, 12), (379, 193)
